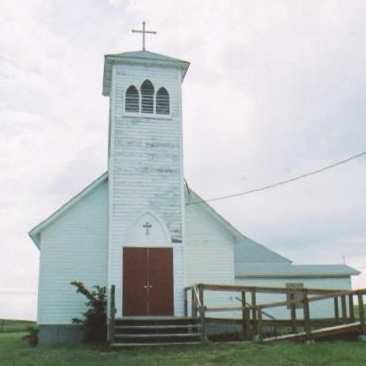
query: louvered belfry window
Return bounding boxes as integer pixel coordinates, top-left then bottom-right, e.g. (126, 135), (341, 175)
(125, 85), (139, 112)
(156, 87), (170, 115)
(141, 80), (154, 114)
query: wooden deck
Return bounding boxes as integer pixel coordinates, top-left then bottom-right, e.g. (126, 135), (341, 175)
(108, 284), (366, 345)
(184, 283), (366, 343)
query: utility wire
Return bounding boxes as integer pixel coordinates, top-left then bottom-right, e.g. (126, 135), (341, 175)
(188, 149), (366, 205)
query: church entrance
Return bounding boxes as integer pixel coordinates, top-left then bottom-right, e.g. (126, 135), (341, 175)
(122, 247), (174, 316)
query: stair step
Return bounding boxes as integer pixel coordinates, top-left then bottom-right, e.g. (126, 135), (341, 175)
(115, 333), (201, 339)
(111, 341), (202, 348)
(115, 320), (200, 327)
(111, 317), (202, 347)
(115, 324), (201, 330)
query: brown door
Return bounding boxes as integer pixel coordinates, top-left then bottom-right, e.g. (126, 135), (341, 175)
(123, 247), (174, 316)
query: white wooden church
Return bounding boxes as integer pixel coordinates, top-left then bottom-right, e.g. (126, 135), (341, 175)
(29, 28), (359, 344)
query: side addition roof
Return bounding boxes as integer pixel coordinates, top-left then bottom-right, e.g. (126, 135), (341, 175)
(185, 186), (291, 262)
(235, 263), (360, 278)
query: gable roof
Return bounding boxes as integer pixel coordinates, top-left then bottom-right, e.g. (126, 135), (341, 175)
(29, 172), (108, 248)
(29, 172), (280, 254)
(30, 174), (358, 280)
(103, 50), (190, 96)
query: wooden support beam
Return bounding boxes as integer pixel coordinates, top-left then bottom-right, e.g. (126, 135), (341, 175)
(199, 283), (340, 295)
(191, 288), (196, 318)
(109, 285), (116, 344)
(184, 288), (188, 317)
(303, 290), (312, 341)
(334, 296), (339, 323)
(241, 290), (251, 340)
(290, 293), (297, 333)
(349, 294), (355, 322)
(241, 291), (246, 336)
(251, 289), (257, 337)
(198, 285), (207, 343)
(257, 309), (263, 342)
(357, 291), (365, 335)
(341, 295), (347, 323)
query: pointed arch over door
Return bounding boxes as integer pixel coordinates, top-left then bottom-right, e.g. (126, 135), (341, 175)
(124, 211), (171, 245)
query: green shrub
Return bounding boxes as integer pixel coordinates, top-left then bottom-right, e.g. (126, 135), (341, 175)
(22, 325), (39, 347)
(70, 281), (107, 343)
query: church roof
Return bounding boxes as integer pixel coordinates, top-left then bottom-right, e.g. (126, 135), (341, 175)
(235, 263), (360, 278)
(107, 50), (189, 63)
(103, 50), (190, 96)
(28, 172), (361, 279)
(29, 172), (108, 248)
(29, 172), (273, 252)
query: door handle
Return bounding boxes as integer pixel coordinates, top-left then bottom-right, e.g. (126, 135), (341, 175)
(143, 285), (148, 289)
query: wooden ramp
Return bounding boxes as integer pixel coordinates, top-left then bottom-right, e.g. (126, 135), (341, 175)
(107, 284), (366, 346)
(263, 322), (363, 343)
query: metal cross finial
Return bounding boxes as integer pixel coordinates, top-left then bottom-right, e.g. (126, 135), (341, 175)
(132, 21), (157, 51)
(143, 222), (152, 235)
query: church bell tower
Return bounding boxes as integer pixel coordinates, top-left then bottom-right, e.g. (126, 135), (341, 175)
(102, 25), (190, 317)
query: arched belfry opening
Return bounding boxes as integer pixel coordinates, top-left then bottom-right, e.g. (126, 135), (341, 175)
(156, 87), (170, 115)
(125, 85), (139, 112)
(141, 80), (154, 114)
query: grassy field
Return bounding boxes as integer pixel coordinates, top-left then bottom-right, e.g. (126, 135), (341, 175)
(1, 332), (366, 366)
(0, 319), (36, 333)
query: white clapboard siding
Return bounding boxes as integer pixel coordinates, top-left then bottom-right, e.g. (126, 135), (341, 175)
(37, 182), (108, 324)
(108, 61), (186, 316)
(235, 277), (352, 320)
(185, 199), (236, 317)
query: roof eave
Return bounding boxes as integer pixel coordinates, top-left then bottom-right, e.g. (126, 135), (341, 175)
(102, 55), (190, 97)
(28, 172), (108, 248)
(235, 269), (361, 279)
(28, 231), (40, 249)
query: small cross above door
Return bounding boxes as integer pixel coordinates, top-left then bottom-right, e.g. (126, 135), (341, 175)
(143, 222), (152, 235)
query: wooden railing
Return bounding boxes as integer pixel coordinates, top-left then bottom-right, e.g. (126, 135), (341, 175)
(185, 283), (366, 342)
(187, 284), (207, 342)
(108, 284), (116, 344)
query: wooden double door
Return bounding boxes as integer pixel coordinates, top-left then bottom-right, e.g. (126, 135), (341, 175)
(123, 247), (174, 316)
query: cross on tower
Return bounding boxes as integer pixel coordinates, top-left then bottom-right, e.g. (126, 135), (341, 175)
(143, 222), (152, 235)
(132, 21), (157, 51)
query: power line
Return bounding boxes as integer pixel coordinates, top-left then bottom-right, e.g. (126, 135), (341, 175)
(188, 149), (366, 205)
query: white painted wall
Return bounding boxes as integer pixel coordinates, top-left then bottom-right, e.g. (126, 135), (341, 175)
(37, 182), (108, 324)
(185, 200), (237, 316)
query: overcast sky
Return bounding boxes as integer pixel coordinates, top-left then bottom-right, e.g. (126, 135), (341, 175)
(1, 0), (366, 320)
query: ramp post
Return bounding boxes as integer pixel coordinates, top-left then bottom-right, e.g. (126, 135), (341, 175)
(358, 291), (365, 335)
(303, 290), (312, 341)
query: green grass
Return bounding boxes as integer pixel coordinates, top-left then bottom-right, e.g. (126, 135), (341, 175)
(0, 319), (36, 333)
(1, 333), (366, 366)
